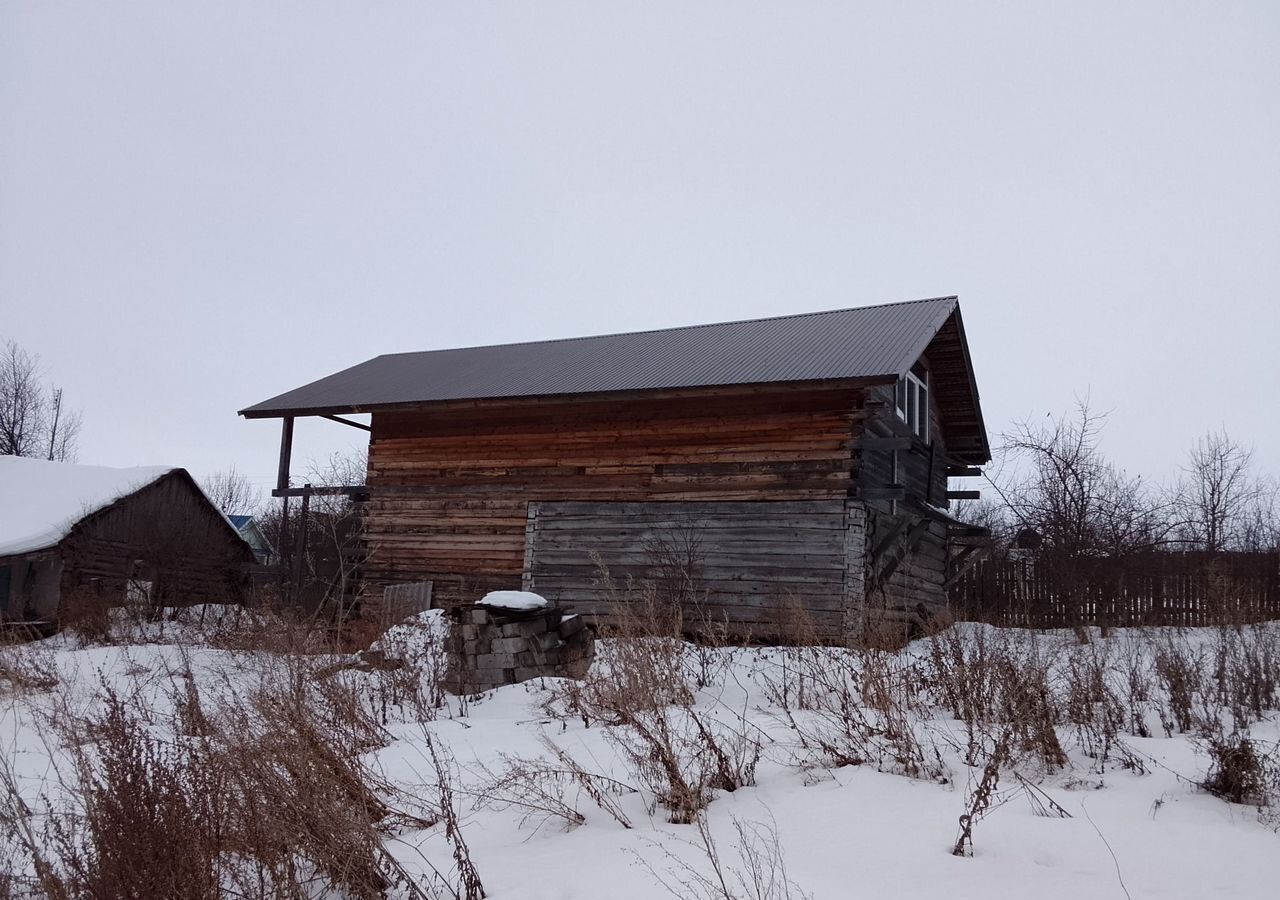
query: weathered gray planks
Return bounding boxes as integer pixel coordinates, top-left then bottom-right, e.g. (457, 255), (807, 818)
(524, 500), (861, 638)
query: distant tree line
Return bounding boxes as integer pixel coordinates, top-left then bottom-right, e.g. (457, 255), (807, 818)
(960, 400), (1278, 559)
(0, 339), (83, 462)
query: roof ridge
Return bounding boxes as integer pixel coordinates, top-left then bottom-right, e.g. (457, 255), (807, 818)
(375, 295), (958, 360)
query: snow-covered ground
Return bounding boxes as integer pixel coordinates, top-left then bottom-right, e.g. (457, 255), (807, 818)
(1, 610), (1277, 899)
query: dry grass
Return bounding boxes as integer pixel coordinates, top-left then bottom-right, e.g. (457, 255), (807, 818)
(1, 580), (1277, 898)
(473, 736), (636, 833)
(544, 581), (761, 824)
(0, 606), (462, 899)
(635, 811), (813, 900)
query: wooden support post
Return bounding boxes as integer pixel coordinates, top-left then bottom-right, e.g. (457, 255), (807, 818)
(276, 416), (296, 600)
(276, 417), (295, 493)
(292, 484), (311, 591)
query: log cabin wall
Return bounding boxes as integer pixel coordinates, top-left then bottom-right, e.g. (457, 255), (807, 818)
(858, 354), (952, 639)
(363, 386), (870, 609)
(523, 500), (864, 640)
(57, 474), (254, 611)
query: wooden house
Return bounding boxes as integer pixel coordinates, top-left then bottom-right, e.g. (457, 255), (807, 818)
(228, 514), (278, 566)
(0, 458), (255, 623)
(241, 296), (991, 641)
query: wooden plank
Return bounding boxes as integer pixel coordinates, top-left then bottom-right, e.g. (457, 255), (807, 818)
(276, 416), (294, 493)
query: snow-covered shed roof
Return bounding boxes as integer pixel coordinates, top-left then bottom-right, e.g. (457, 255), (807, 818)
(0, 457), (178, 557)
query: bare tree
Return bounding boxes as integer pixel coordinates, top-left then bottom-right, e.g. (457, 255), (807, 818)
(254, 449), (368, 616)
(44, 386), (82, 462)
(0, 340), (46, 457)
(1171, 429), (1272, 552)
(200, 466), (262, 517)
(1238, 483), (1279, 553)
(997, 400), (1168, 560)
(0, 339), (82, 461)
(949, 497), (1013, 552)
(302, 450), (369, 618)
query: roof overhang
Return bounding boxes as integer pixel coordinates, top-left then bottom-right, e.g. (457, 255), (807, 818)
(239, 375), (897, 421)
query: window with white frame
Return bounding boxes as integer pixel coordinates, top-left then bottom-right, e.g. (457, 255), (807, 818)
(895, 371), (929, 442)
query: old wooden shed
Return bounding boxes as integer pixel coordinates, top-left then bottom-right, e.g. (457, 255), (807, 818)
(241, 296), (991, 641)
(0, 457), (255, 623)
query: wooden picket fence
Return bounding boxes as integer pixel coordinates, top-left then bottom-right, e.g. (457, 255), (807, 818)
(949, 552), (1280, 628)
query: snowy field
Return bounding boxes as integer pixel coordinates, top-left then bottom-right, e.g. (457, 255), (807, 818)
(0, 608), (1277, 899)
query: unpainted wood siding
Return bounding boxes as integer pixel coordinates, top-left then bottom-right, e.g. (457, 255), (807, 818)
(863, 510), (949, 639)
(857, 353), (953, 639)
(859, 356), (949, 513)
(57, 473), (254, 612)
(363, 387), (868, 607)
(524, 500), (864, 639)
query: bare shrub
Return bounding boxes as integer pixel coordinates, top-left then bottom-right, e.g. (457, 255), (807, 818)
(0, 642), (58, 694)
(56, 588), (117, 647)
(362, 615), (449, 722)
(757, 597), (826, 712)
(1114, 633), (1156, 737)
(1210, 624), (1279, 727)
(772, 642), (942, 781)
(637, 811), (812, 900)
(206, 600), (334, 655)
(543, 576), (760, 824)
(414, 730), (486, 900)
(206, 658), (416, 898)
(1062, 641), (1127, 770)
(923, 626), (1066, 771)
(1153, 636), (1210, 736)
(612, 707), (761, 823)
(952, 727), (1012, 857)
(44, 688), (223, 899)
(14, 649), (439, 899)
(1199, 732), (1280, 811)
(473, 737), (637, 833)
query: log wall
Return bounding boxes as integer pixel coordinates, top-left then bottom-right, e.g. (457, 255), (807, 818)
(523, 500), (862, 639)
(363, 387), (869, 607)
(859, 363), (948, 512)
(56, 473), (254, 612)
(863, 510), (949, 641)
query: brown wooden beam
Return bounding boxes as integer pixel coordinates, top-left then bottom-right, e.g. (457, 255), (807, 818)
(944, 544), (983, 588)
(877, 518), (932, 585)
(857, 436), (913, 451)
(863, 485), (906, 501)
(272, 485), (368, 499)
(276, 417), (294, 493)
(321, 414), (372, 432)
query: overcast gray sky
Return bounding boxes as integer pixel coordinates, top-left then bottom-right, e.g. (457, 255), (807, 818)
(2, 2), (1277, 499)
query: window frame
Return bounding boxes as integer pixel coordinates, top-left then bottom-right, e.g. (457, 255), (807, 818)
(895, 370), (930, 443)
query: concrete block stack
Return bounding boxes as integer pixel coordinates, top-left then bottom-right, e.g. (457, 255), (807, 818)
(444, 602), (593, 693)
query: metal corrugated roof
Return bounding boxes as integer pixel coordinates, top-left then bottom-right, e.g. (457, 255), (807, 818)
(240, 296), (959, 418)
